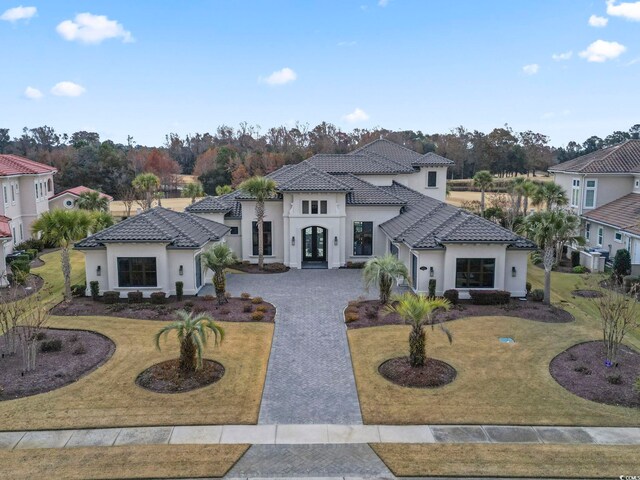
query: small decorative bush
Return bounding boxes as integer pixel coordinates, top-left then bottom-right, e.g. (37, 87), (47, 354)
(15, 254), (30, 264)
(469, 290), (510, 305)
(612, 248), (632, 282)
(443, 289), (459, 305)
(26, 249), (38, 260)
(150, 292), (167, 304)
(175, 281), (184, 301)
(225, 291), (231, 299)
(574, 365), (592, 375)
(240, 292), (251, 300)
(201, 294), (215, 302)
(251, 311), (265, 321)
(571, 251), (581, 268)
(251, 296), (263, 304)
(572, 265), (588, 274)
(71, 283), (86, 297)
(73, 344), (87, 356)
(346, 261), (365, 269)
(530, 251), (542, 265)
(39, 338), (63, 353)
(90, 281), (100, 300)
(256, 305), (268, 313)
(634, 376), (640, 394)
(264, 263), (288, 272)
(35, 331), (47, 341)
(14, 238), (44, 252)
(525, 282), (532, 295)
(103, 291), (120, 304)
(428, 279), (436, 298)
(106, 303), (126, 312)
(607, 374), (623, 385)
(220, 308), (230, 315)
(365, 306), (378, 319)
(128, 291), (143, 303)
(345, 312), (359, 323)
(192, 304), (208, 314)
(10, 259), (30, 275)
(530, 289), (544, 302)
(243, 304), (253, 313)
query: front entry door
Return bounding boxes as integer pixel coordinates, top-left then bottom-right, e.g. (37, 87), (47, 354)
(303, 226), (327, 264)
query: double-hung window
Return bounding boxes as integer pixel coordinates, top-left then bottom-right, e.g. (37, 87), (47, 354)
(117, 257), (157, 287)
(585, 222), (591, 241)
(597, 227), (604, 246)
(584, 179), (597, 208)
(571, 179), (580, 207)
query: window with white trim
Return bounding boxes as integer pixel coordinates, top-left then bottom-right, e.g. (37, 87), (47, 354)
(585, 222), (590, 241)
(3, 185), (7, 204)
(19, 224), (23, 240)
(584, 179), (597, 208)
(597, 227), (604, 246)
(426, 171), (437, 188)
(10, 185), (15, 203)
(34, 181), (38, 200)
(302, 200), (327, 215)
(571, 179), (580, 207)
(614, 231), (623, 243)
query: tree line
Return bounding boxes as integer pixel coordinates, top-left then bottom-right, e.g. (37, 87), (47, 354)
(0, 122), (638, 198)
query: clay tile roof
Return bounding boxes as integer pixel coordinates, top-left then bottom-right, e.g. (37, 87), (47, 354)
(411, 152), (454, 167)
(332, 174), (406, 205)
(549, 140), (640, 174)
(50, 186), (113, 201)
(0, 215), (11, 239)
(0, 154), (57, 176)
(582, 193), (640, 236)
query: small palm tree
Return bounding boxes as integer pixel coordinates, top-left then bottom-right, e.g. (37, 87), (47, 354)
(531, 182), (568, 212)
(363, 254), (410, 304)
(89, 211), (114, 233)
(473, 170), (493, 216)
(239, 176), (277, 270)
(155, 310), (224, 373)
(201, 243), (237, 305)
(386, 293), (452, 368)
(76, 190), (110, 212)
(520, 180), (538, 215)
(31, 209), (93, 301)
(182, 182), (205, 204)
(132, 173), (160, 210)
(215, 185), (233, 196)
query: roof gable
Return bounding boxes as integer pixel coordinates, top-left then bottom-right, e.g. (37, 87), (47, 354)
(0, 154), (57, 176)
(50, 186), (113, 201)
(582, 193), (640, 236)
(550, 140), (640, 174)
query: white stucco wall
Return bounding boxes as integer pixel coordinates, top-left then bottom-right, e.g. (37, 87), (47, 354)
(553, 172), (634, 215)
(504, 250), (529, 297)
(105, 243), (169, 298)
(413, 249), (446, 294)
(441, 243), (508, 299)
(240, 200), (285, 264)
(344, 206), (402, 263)
(406, 167), (448, 202)
(83, 249), (109, 295)
(583, 219), (636, 262)
(49, 193), (78, 211)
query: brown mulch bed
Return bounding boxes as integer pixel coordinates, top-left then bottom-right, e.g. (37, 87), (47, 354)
(571, 289), (603, 298)
(379, 356), (457, 388)
(345, 299), (574, 329)
(0, 275), (44, 303)
(549, 341), (640, 409)
(0, 328), (115, 401)
(136, 359), (225, 393)
(231, 262), (289, 274)
(51, 296), (275, 323)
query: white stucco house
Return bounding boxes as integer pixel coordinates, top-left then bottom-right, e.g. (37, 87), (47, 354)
(0, 216), (11, 287)
(549, 140), (640, 274)
(49, 186), (113, 211)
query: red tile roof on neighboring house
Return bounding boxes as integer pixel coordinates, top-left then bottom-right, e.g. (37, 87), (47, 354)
(582, 193), (640, 237)
(549, 140), (640, 174)
(0, 215), (12, 239)
(50, 186), (113, 201)
(0, 154), (57, 176)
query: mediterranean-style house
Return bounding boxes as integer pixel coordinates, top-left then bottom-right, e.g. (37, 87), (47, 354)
(49, 186), (113, 211)
(549, 140), (640, 274)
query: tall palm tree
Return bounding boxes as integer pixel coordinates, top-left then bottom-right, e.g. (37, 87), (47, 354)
(155, 310), (224, 373)
(363, 254), (410, 305)
(386, 293), (452, 368)
(473, 170), (493, 216)
(31, 209), (93, 301)
(132, 173), (160, 210)
(76, 190), (109, 212)
(182, 182), (205, 204)
(531, 182), (568, 212)
(239, 176), (277, 270)
(201, 242), (236, 305)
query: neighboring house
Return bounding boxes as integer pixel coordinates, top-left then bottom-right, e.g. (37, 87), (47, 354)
(185, 139), (535, 298)
(549, 140), (640, 273)
(76, 207), (230, 298)
(0, 215), (11, 287)
(49, 186), (113, 211)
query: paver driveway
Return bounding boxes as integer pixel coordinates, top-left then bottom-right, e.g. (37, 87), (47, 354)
(225, 268), (371, 424)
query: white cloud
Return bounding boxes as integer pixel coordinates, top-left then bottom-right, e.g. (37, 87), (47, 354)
(51, 81), (86, 97)
(1, 5), (36, 22)
(378, 0), (390, 6)
(552, 51), (573, 61)
(343, 108), (370, 123)
(579, 39), (626, 62)
(56, 13), (133, 44)
(606, 0), (640, 21)
(522, 64), (539, 75)
(260, 67), (297, 86)
(24, 86), (43, 99)
(588, 14), (609, 27)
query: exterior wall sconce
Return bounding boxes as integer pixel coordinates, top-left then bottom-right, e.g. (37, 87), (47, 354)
(179, 265), (184, 276)
(334, 236), (338, 246)
(96, 266), (101, 277)
(512, 266), (517, 277)
(429, 267), (434, 277)
(291, 236), (295, 246)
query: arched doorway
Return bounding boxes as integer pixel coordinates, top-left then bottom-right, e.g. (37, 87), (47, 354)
(302, 226), (327, 268)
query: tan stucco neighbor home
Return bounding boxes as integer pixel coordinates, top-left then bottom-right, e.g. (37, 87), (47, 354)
(182, 139), (535, 298)
(49, 185), (113, 211)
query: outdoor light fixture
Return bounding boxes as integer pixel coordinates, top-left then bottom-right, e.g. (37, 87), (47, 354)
(512, 266), (517, 277)
(291, 236), (295, 246)
(96, 266), (101, 277)
(429, 266), (434, 277)
(334, 236), (338, 246)
(179, 265), (184, 276)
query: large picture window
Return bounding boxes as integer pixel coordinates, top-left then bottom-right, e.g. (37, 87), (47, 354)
(252, 221), (272, 256)
(353, 221), (373, 256)
(117, 257), (157, 287)
(455, 258), (495, 288)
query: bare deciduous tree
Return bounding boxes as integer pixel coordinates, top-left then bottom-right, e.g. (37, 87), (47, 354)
(593, 284), (639, 365)
(0, 289), (22, 356)
(15, 292), (51, 373)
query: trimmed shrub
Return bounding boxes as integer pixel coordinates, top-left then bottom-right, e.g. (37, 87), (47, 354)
(251, 296), (263, 304)
(103, 291), (120, 304)
(128, 291), (143, 304)
(251, 311), (265, 321)
(15, 254), (30, 263)
(26, 249), (38, 260)
(243, 304), (253, 313)
(90, 281), (100, 300)
(345, 312), (359, 323)
(256, 305), (268, 313)
(35, 331), (47, 341)
(10, 259), (30, 275)
(428, 279), (436, 298)
(264, 263), (288, 272)
(443, 289), (459, 305)
(73, 344), (87, 356)
(469, 290), (510, 305)
(607, 374), (623, 385)
(39, 338), (63, 352)
(201, 294), (215, 302)
(71, 284), (86, 297)
(175, 281), (184, 301)
(192, 304), (208, 314)
(150, 292), (167, 304)
(240, 292), (251, 300)
(572, 265), (588, 274)
(530, 289), (544, 302)
(346, 261), (365, 269)
(574, 365), (592, 375)
(525, 282), (532, 295)
(571, 251), (581, 268)
(364, 306), (378, 319)
(612, 249), (632, 282)
(14, 238), (44, 252)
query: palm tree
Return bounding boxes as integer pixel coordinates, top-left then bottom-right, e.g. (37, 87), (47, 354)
(386, 293), (452, 368)
(519, 210), (584, 305)
(132, 173), (160, 210)
(89, 211), (114, 233)
(76, 190), (109, 212)
(215, 185), (233, 196)
(31, 209), (93, 301)
(201, 243), (236, 305)
(473, 170), (493, 216)
(155, 310), (224, 373)
(363, 254), (410, 305)
(531, 182), (568, 212)
(239, 176), (277, 270)
(521, 180), (538, 215)
(182, 182), (205, 204)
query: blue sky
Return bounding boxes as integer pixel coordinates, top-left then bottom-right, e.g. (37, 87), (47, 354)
(1, 0), (639, 147)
